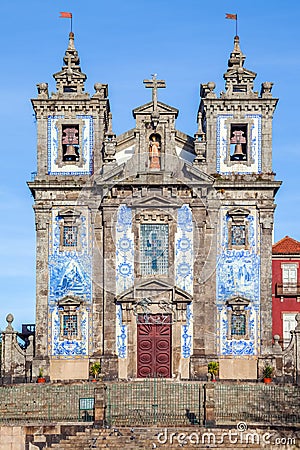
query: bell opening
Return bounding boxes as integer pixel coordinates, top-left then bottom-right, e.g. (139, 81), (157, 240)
(230, 124), (247, 161)
(62, 125), (80, 162)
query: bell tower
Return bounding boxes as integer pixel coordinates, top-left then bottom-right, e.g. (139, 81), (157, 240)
(28, 32), (110, 379)
(193, 35), (281, 378)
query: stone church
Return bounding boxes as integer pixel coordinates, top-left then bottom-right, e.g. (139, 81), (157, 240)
(27, 32), (281, 381)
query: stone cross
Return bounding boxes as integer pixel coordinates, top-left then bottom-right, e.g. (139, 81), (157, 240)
(143, 74), (166, 110)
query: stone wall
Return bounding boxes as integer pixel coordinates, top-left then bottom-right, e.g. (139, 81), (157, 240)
(1, 315), (33, 384)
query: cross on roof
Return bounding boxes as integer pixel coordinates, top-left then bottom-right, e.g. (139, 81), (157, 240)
(143, 74), (166, 110)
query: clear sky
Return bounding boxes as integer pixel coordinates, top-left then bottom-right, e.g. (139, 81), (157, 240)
(0, 0), (299, 331)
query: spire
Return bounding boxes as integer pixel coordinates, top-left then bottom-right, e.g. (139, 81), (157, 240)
(53, 32), (87, 96)
(103, 112), (117, 164)
(222, 35), (257, 98)
(228, 35), (246, 69)
(63, 32), (79, 66)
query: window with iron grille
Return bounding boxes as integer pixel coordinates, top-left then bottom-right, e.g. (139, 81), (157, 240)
(140, 224), (169, 275)
(231, 314), (246, 336)
(63, 314), (78, 338)
(231, 225), (246, 246)
(63, 226), (78, 247)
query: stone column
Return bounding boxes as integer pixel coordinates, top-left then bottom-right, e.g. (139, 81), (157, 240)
(259, 211), (274, 351)
(1, 314), (26, 383)
(1, 314), (16, 383)
(204, 382), (216, 427)
(94, 383), (107, 426)
(101, 207), (118, 379)
(33, 208), (50, 360)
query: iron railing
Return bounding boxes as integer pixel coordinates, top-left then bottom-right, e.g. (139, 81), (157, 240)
(0, 381), (300, 427)
(106, 378), (204, 426)
(0, 384), (96, 424)
(276, 283), (300, 296)
(215, 384), (300, 425)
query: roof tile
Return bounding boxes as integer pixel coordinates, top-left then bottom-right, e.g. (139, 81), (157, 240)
(272, 236), (300, 254)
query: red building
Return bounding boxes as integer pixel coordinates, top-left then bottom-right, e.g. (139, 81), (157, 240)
(272, 236), (300, 348)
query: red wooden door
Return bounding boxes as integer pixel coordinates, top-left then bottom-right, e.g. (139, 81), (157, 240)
(137, 314), (171, 378)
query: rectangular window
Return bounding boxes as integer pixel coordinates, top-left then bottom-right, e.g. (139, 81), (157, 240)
(63, 314), (78, 338)
(140, 224), (169, 276)
(283, 313), (297, 348)
(231, 225), (246, 246)
(63, 226), (78, 247)
(282, 263), (297, 294)
(282, 264), (297, 284)
(231, 314), (246, 336)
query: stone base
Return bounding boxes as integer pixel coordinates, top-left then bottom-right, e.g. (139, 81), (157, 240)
(100, 355), (118, 380)
(49, 359), (89, 381)
(0, 426), (25, 450)
(189, 355), (213, 380)
(219, 358), (257, 380)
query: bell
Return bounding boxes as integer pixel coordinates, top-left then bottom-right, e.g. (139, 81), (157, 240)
(63, 145), (79, 161)
(231, 143), (246, 161)
(230, 129), (246, 161)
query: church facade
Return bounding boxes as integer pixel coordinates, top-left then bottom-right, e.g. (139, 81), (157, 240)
(28, 33), (281, 381)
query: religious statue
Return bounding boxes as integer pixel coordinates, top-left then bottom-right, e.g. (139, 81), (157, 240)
(149, 135), (161, 169)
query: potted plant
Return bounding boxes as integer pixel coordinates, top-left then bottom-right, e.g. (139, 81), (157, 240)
(263, 365), (274, 383)
(208, 361), (219, 382)
(90, 362), (101, 382)
(37, 368), (46, 383)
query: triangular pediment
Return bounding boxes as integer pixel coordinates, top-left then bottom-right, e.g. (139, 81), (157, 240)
(116, 278), (192, 302)
(58, 295), (82, 307)
(53, 68), (86, 81)
(226, 295), (250, 307)
(227, 207), (250, 217)
(58, 208), (80, 218)
(133, 101), (179, 118)
(225, 67), (257, 80)
(116, 278), (174, 302)
(135, 278), (174, 292)
(131, 194), (181, 209)
(183, 163), (215, 184)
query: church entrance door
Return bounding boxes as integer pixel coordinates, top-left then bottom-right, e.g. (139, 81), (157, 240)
(137, 314), (171, 378)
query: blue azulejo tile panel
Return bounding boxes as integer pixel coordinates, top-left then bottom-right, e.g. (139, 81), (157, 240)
(217, 252), (260, 305)
(51, 308), (89, 357)
(47, 115), (93, 175)
(116, 304), (127, 358)
(216, 207), (260, 356)
(219, 307), (257, 356)
(175, 205), (193, 295)
(116, 205), (134, 295)
(48, 209), (92, 358)
(181, 303), (193, 358)
(216, 114), (233, 174)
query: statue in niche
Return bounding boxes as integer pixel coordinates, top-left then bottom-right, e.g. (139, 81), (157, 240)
(149, 135), (161, 169)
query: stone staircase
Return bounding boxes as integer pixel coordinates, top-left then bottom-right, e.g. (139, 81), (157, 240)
(44, 426), (299, 449)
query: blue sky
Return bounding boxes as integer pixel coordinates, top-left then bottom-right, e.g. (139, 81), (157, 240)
(0, 0), (299, 330)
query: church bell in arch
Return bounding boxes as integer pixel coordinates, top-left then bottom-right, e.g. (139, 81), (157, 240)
(230, 129), (246, 161)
